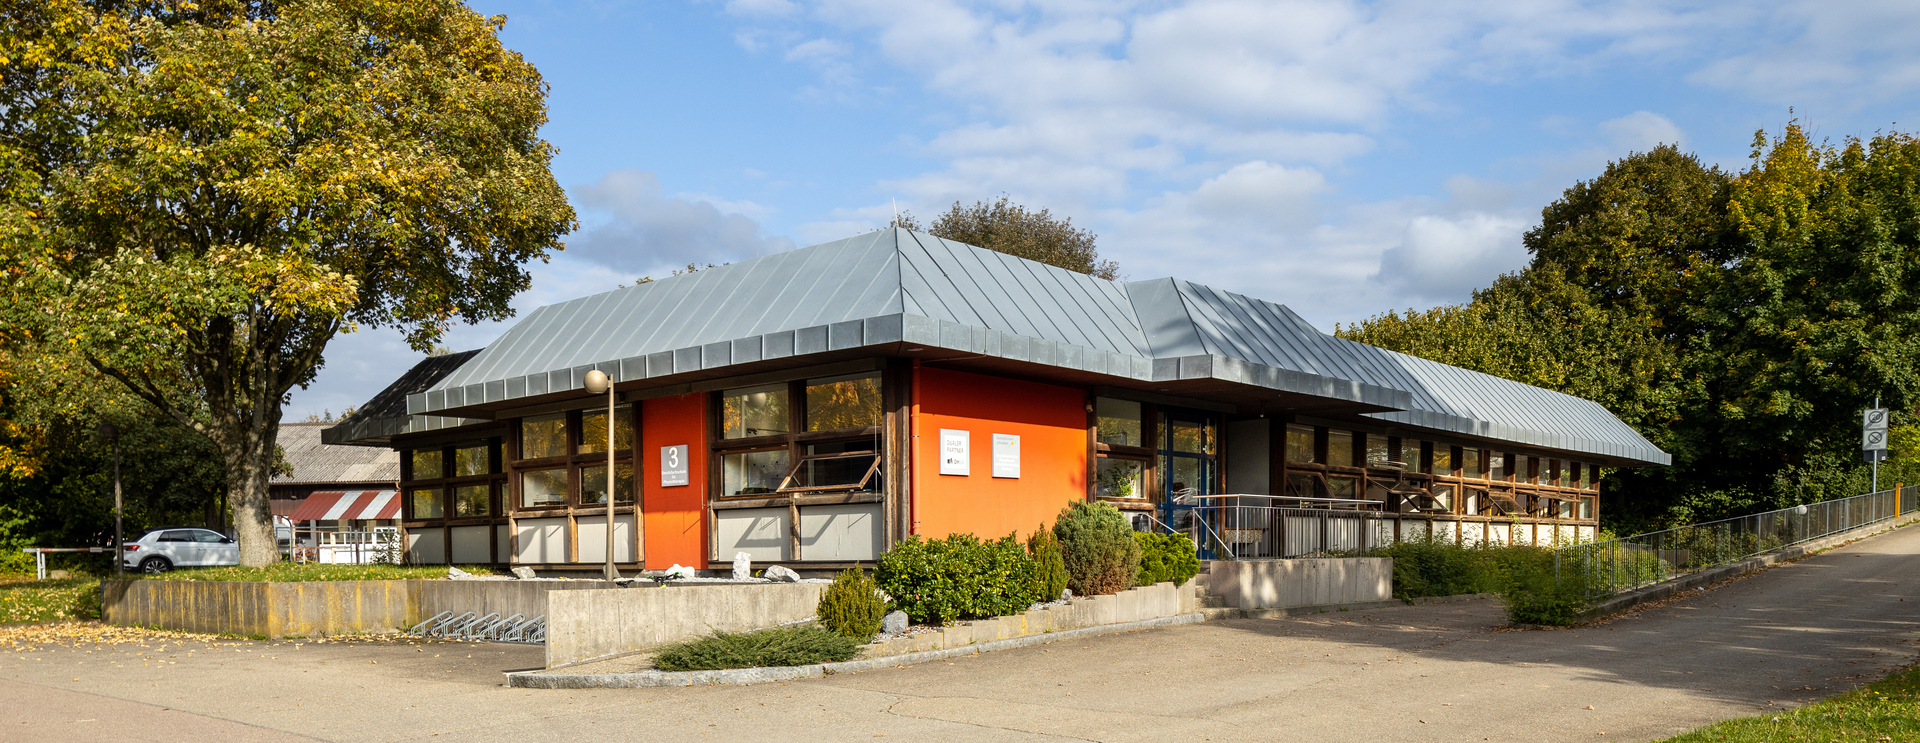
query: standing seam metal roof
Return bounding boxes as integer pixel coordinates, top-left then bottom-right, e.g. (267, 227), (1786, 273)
(375, 228), (1666, 466)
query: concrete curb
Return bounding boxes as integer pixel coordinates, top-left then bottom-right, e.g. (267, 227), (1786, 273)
(1406, 592), (1500, 606)
(506, 612), (1207, 689)
(1576, 512), (1920, 621)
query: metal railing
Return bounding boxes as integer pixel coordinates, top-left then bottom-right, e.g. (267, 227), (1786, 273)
(1178, 501), (1381, 559)
(1555, 485), (1918, 601)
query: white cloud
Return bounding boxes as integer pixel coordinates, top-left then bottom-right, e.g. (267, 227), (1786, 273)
(1374, 213), (1531, 301)
(567, 169), (796, 276)
(725, 0), (797, 18)
(1599, 111), (1685, 152)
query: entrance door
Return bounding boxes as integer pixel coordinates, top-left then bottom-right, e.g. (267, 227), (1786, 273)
(1159, 410), (1217, 536)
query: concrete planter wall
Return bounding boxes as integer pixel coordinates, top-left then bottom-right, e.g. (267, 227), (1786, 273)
(100, 579), (607, 638)
(543, 583), (828, 668)
(1202, 558), (1392, 610)
(860, 580), (1201, 659)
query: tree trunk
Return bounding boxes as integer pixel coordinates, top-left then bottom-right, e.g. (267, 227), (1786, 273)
(218, 411), (283, 567)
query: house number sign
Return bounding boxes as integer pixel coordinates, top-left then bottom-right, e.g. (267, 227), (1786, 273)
(660, 444), (689, 486)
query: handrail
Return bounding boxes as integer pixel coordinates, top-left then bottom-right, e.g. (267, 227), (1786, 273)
(1181, 494), (1379, 506)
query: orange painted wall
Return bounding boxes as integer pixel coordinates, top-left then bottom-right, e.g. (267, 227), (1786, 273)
(641, 392), (707, 570)
(913, 367), (1087, 540)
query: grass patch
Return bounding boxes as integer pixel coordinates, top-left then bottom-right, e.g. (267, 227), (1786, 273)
(651, 625), (861, 671)
(1657, 665), (1920, 742)
(0, 579), (101, 624)
(140, 563), (502, 582)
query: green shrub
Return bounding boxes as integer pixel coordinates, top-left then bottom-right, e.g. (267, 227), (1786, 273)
(651, 625), (860, 671)
(875, 533), (1037, 624)
(1026, 525), (1069, 601)
(1053, 501), (1141, 596)
(816, 568), (886, 640)
(0, 551), (34, 579)
(1134, 531), (1200, 587)
(1500, 551), (1587, 626)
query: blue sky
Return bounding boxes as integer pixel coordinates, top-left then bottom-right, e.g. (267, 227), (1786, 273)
(289, 0), (1920, 420)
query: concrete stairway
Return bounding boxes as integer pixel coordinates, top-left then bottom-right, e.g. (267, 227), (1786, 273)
(1190, 564), (1240, 620)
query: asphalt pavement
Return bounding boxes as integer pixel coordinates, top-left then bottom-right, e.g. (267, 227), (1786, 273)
(5, 522), (1916, 743)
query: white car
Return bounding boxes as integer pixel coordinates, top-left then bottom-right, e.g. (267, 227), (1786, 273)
(122, 528), (240, 573)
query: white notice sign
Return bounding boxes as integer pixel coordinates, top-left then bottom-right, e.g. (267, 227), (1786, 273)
(939, 429), (970, 476)
(661, 444), (689, 486)
(992, 434), (1020, 479)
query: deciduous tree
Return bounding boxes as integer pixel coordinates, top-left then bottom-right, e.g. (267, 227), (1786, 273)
(0, 0), (575, 564)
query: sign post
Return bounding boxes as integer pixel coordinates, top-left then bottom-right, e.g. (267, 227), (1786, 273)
(1864, 403), (1889, 491)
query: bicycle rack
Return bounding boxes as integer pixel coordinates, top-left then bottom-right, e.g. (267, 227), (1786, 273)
(408, 610), (545, 645)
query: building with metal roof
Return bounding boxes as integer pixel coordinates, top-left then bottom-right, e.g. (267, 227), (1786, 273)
(327, 228), (1664, 571)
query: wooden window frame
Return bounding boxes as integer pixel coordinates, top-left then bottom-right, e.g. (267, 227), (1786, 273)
(709, 376), (886, 502)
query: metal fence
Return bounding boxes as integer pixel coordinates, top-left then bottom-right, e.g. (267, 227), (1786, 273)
(1178, 499), (1380, 559)
(1554, 485), (1918, 601)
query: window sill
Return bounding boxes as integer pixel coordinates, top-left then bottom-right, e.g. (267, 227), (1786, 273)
(710, 492), (883, 510)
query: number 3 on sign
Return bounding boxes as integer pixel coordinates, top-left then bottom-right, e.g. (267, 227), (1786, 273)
(661, 444), (689, 486)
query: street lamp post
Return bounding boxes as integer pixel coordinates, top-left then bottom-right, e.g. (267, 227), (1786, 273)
(583, 370), (620, 582)
(100, 423), (122, 576)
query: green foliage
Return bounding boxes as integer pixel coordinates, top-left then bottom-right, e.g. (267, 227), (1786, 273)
(1026, 524), (1070, 601)
(651, 625), (861, 671)
(0, 0), (576, 565)
(1377, 537), (1537, 599)
(1133, 531), (1200, 587)
(1052, 501), (1142, 596)
(0, 578), (101, 624)
(0, 550), (33, 578)
(1339, 128), (1920, 531)
(1656, 664), (1920, 742)
(1499, 554), (1587, 626)
(875, 533), (1038, 624)
(142, 563), (500, 582)
(892, 196), (1119, 280)
(816, 569), (886, 640)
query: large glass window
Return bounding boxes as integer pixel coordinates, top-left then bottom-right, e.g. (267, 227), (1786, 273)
(1096, 398), (1144, 447)
(1168, 418), (1215, 456)
(410, 488), (443, 519)
(805, 374), (882, 431)
(1365, 435), (1391, 467)
(409, 450), (443, 481)
(1580, 496), (1595, 519)
(722, 450), (789, 496)
(722, 384), (789, 439)
(1403, 440), (1427, 473)
(521, 413), (566, 459)
(1464, 449), (1483, 479)
(454, 444), (491, 477)
(578, 404), (634, 454)
(581, 463), (635, 504)
(1328, 430), (1354, 467)
(519, 469), (567, 508)
(1285, 424), (1317, 464)
(454, 484), (490, 517)
(1433, 446), (1453, 476)
(1097, 458), (1145, 498)
(1490, 452), (1507, 481)
(1326, 476), (1357, 499)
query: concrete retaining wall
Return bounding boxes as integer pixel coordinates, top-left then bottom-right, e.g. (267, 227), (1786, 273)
(859, 581), (1199, 658)
(100, 579), (608, 638)
(544, 583), (828, 668)
(1202, 558), (1392, 610)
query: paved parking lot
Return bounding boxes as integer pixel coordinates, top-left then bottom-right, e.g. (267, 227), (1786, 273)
(6, 524), (1917, 742)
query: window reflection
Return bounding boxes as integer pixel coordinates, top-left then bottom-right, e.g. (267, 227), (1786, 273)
(410, 488), (443, 519)
(521, 413), (566, 459)
(722, 384), (789, 439)
(410, 450), (443, 480)
(1096, 398), (1144, 447)
(805, 375), (882, 431)
(454, 485), (489, 517)
(578, 405), (634, 454)
(520, 469), (567, 508)
(454, 445), (490, 477)
(1328, 430), (1354, 467)
(1285, 425), (1316, 464)
(581, 463), (635, 503)
(723, 449), (789, 495)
